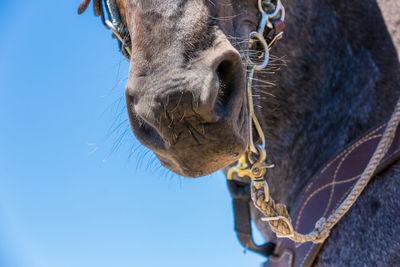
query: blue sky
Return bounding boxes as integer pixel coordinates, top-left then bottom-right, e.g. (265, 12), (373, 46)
(0, 1), (267, 267)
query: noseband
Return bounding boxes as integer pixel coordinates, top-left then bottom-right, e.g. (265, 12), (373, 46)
(78, 0), (131, 60)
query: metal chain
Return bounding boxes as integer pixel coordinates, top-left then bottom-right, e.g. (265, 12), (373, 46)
(228, 0), (284, 181)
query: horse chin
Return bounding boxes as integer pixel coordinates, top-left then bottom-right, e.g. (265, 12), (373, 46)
(154, 131), (248, 177)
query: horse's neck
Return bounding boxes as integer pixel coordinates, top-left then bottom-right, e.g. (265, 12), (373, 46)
(259, 0), (400, 208)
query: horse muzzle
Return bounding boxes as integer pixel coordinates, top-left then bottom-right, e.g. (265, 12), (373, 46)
(125, 41), (249, 177)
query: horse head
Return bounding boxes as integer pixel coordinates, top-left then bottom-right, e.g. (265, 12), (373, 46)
(79, 1), (400, 265)
(87, 0), (262, 177)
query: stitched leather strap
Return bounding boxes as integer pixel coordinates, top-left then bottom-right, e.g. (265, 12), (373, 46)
(264, 121), (400, 267)
(228, 180), (276, 257)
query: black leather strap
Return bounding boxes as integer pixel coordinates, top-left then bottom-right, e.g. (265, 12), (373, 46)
(227, 179), (276, 257)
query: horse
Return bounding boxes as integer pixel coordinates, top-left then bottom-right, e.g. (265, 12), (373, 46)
(79, 0), (400, 265)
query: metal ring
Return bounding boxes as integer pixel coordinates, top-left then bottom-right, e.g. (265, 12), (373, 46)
(248, 144), (267, 165)
(259, 0), (274, 15)
(258, 0), (268, 14)
(247, 31), (270, 71)
(258, 0), (285, 29)
(267, 1), (282, 18)
(258, 0), (281, 16)
(278, 1), (285, 22)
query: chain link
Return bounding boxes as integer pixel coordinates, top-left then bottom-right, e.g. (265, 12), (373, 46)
(228, 0), (284, 181)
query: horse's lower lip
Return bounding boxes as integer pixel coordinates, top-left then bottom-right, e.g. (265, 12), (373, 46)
(154, 137), (246, 177)
(182, 170), (204, 177)
(158, 157), (204, 177)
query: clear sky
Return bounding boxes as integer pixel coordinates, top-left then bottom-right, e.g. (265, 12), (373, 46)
(0, 1), (267, 267)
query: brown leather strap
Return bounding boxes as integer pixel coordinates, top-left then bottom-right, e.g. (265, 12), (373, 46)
(228, 180), (276, 257)
(265, 121), (400, 267)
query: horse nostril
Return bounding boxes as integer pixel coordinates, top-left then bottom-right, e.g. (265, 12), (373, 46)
(215, 57), (242, 116)
(217, 61), (232, 106)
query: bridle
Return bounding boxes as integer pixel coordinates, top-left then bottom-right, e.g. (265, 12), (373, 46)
(78, 0), (132, 60)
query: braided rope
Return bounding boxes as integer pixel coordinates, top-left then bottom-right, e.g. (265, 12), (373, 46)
(252, 97), (400, 243)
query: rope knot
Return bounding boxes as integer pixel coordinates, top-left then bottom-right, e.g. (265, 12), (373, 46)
(313, 217), (330, 243)
(251, 180), (295, 238)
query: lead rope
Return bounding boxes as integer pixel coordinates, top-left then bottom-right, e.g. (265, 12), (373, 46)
(252, 97), (400, 243)
(228, 0), (400, 244)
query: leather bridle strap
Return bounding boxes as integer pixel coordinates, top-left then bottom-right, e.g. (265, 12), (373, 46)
(227, 180), (276, 257)
(78, 0), (131, 60)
